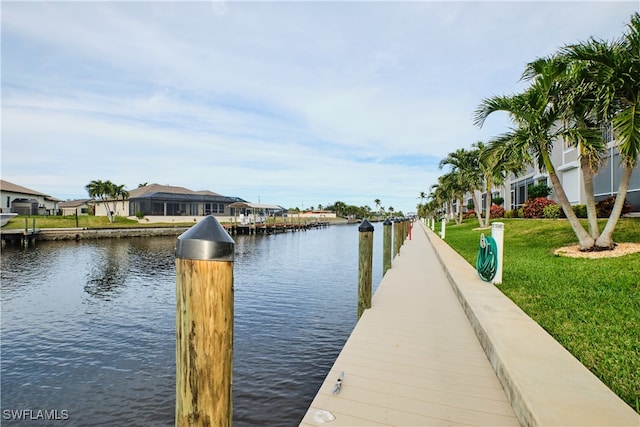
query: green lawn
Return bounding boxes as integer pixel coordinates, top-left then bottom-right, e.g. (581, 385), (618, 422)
(436, 218), (640, 413)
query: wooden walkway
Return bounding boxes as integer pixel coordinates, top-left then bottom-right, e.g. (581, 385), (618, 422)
(300, 221), (519, 426)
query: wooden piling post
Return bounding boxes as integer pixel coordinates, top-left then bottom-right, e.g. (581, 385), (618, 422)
(393, 218), (401, 258)
(358, 219), (374, 320)
(175, 216), (235, 427)
(383, 218), (392, 275)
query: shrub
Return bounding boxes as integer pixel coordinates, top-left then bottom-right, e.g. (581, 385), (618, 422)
(528, 183), (551, 199)
(504, 209), (516, 218)
(572, 204), (587, 218)
(517, 207), (524, 218)
(135, 211), (144, 219)
(464, 209), (476, 219)
(596, 196), (632, 218)
(523, 197), (557, 219)
(543, 204), (562, 219)
(466, 201), (475, 210)
(490, 205), (505, 218)
(492, 196), (504, 206)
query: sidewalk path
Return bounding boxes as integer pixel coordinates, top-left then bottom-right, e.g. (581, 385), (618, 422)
(299, 221), (519, 426)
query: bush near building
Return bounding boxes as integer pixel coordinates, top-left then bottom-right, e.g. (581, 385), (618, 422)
(596, 196), (632, 218)
(523, 197), (557, 218)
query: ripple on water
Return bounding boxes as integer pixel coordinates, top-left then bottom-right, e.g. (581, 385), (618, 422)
(2, 225), (383, 426)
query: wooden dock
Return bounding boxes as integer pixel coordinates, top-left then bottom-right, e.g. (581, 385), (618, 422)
(300, 221), (518, 426)
(301, 220), (639, 426)
(0, 228), (40, 247)
(223, 221), (329, 235)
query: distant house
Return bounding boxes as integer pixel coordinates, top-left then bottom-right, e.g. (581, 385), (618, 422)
(59, 199), (93, 216)
(92, 183), (247, 220)
(298, 209), (337, 219)
(0, 180), (61, 215)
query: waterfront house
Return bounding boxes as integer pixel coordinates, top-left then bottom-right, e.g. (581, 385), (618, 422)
(59, 199), (93, 216)
(0, 180), (61, 215)
(92, 183), (247, 222)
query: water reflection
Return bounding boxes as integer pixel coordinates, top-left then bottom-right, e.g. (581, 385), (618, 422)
(84, 244), (130, 301)
(1, 224), (383, 426)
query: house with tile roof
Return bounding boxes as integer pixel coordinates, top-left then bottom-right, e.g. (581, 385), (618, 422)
(0, 180), (61, 215)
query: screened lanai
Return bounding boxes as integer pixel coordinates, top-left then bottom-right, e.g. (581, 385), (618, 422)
(127, 184), (246, 217)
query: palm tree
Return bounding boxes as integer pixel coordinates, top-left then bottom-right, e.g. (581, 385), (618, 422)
(477, 138), (530, 226)
(86, 180), (115, 223)
(439, 148), (485, 227)
(474, 64), (596, 250)
(558, 12), (640, 249)
(523, 55), (607, 240)
(441, 171), (466, 225)
(374, 199), (381, 217)
(85, 180), (128, 223)
(417, 191), (428, 222)
(333, 201), (347, 218)
(112, 184), (130, 211)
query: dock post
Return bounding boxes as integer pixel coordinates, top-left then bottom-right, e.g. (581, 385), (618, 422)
(403, 218), (408, 240)
(440, 218), (446, 239)
(174, 215), (235, 427)
(491, 222), (504, 285)
(393, 218), (401, 258)
(383, 218), (392, 275)
(358, 219), (374, 320)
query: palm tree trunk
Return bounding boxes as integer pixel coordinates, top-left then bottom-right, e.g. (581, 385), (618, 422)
(595, 165), (633, 249)
(483, 177), (493, 228)
(580, 156), (600, 240)
(457, 197), (463, 225)
(471, 191), (484, 228)
(543, 153), (595, 250)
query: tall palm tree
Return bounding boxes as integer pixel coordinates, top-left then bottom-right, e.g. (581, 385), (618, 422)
(439, 148), (485, 227)
(441, 171), (466, 225)
(374, 199), (381, 217)
(474, 64), (596, 250)
(559, 12), (640, 249)
(524, 55), (607, 240)
(86, 180), (115, 223)
(85, 180), (128, 223)
(112, 184), (130, 211)
(478, 136), (530, 222)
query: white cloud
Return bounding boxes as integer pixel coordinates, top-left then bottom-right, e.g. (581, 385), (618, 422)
(2, 1), (638, 212)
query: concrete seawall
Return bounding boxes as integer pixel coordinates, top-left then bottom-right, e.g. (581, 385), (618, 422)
(2, 227), (190, 243)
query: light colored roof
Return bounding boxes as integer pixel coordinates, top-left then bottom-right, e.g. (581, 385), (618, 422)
(59, 199), (93, 208)
(228, 202), (285, 210)
(0, 179), (50, 197)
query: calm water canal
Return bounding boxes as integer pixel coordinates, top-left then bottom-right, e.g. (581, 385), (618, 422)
(1, 222), (384, 426)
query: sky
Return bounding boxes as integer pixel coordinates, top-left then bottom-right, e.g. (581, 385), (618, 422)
(2, 1), (638, 214)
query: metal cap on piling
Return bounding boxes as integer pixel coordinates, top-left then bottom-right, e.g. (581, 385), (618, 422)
(383, 218), (392, 226)
(175, 215), (235, 261)
(359, 219), (374, 232)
